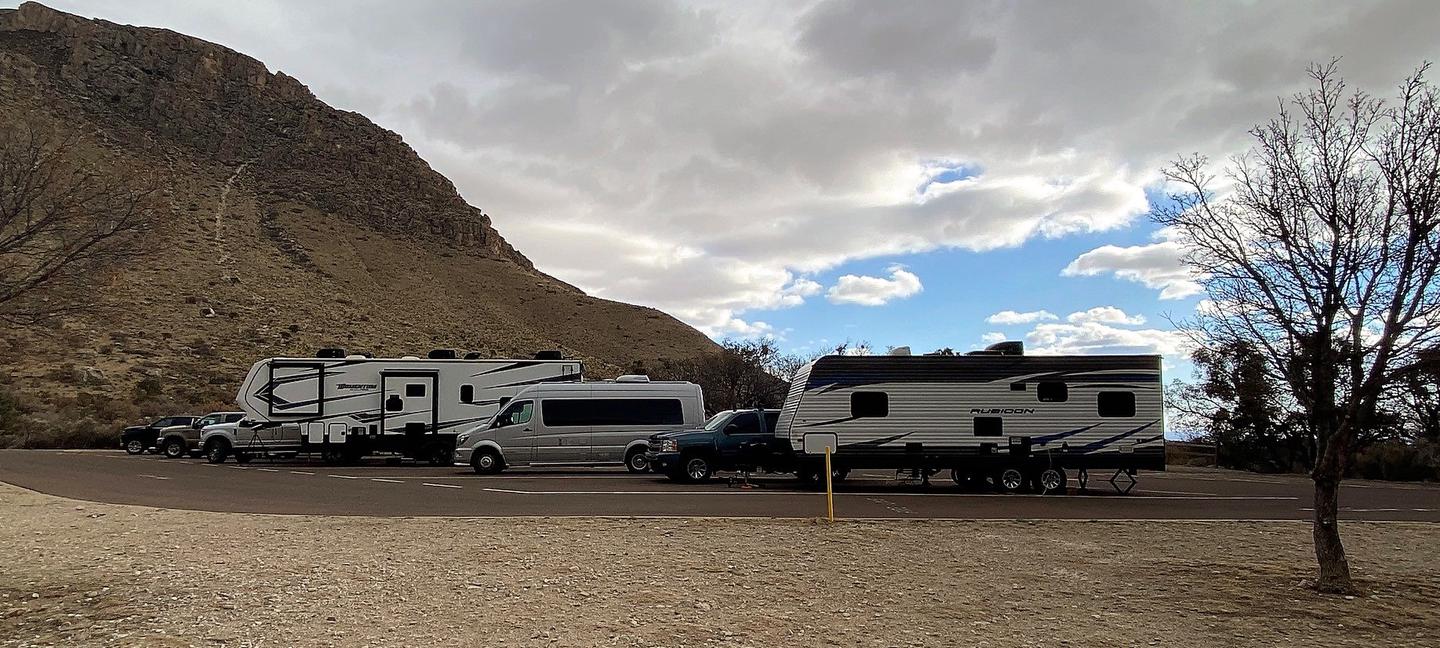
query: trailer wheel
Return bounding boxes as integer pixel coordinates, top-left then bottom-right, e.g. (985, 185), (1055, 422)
(996, 467), (1026, 494)
(162, 439), (186, 459)
(472, 448), (504, 475)
(124, 439), (145, 455)
(425, 444), (453, 467)
(204, 439), (230, 464)
(1036, 467), (1067, 495)
(234, 453), (253, 464)
(624, 447), (651, 474)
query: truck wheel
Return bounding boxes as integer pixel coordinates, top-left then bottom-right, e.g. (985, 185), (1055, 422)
(124, 439), (145, 455)
(472, 448), (504, 475)
(1036, 467), (1067, 495)
(162, 439), (186, 459)
(624, 448), (650, 474)
(682, 455), (712, 483)
(996, 467), (1026, 494)
(204, 439), (230, 464)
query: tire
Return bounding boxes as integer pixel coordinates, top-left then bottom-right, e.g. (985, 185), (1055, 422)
(682, 454), (712, 483)
(204, 439), (230, 464)
(426, 444), (453, 467)
(234, 453), (253, 464)
(124, 439), (145, 455)
(624, 448), (650, 474)
(162, 439), (186, 459)
(472, 448), (504, 475)
(1036, 467), (1067, 495)
(996, 467), (1026, 494)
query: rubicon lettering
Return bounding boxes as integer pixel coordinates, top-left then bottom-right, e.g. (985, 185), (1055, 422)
(970, 408), (1036, 415)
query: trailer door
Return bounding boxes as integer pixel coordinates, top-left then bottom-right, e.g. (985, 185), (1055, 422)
(380, 372), (438, 439)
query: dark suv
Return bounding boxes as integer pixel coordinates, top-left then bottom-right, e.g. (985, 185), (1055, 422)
(120, 415), (199, 455)
(647, 409), (791, 482)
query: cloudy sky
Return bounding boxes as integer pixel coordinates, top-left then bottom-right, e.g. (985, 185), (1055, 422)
(30, 0), (1440, 372)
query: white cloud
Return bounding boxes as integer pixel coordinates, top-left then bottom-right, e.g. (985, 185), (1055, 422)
(712, 317), (774, 338)
(981, 331), (1007, 344)
(45, 1), (1440, 332)
(1066, 306), (1146, 326)
(986, 310), (1058, 325)
(1062, 241), (1203, 300)
(1026, 322), (1188, 357)
(826, 265), (923, 306)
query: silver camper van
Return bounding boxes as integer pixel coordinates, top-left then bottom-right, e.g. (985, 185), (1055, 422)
(454, 377), (704, 474)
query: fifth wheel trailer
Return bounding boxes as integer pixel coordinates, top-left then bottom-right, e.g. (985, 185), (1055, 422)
(774, 343), (1164, 493)
(204, 351), (582, 464)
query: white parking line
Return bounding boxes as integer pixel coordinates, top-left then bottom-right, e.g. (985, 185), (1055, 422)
(423, 482), (463, 489)
(328, 474), (361, 480)
(372, 478), (403, 484)
(1301, 507), (1438, 513)
(136, 474), (170, 480)
(290, 471), (315, 476)
(256, 468), (278, 472)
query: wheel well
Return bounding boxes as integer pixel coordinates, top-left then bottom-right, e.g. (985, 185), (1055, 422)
(470, 442), (504, 462)
(623, 441), (649, 456)
(204, 436), (230, 449)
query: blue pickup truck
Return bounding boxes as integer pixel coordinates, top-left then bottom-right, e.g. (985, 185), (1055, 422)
(646, 409), (797, 482)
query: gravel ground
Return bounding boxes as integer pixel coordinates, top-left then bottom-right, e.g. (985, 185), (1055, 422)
(2, 482), (1438, 647)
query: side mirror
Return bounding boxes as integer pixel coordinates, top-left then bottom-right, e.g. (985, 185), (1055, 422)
(724, 423), (739, 434)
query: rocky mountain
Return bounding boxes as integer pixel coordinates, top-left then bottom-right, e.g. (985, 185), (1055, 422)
(0, 2), (717, 428)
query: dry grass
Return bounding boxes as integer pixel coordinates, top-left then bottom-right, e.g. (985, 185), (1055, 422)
(2, 483), (1438, 647)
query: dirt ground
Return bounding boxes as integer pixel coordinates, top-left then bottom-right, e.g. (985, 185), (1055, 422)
(1, 483), (1437, 647)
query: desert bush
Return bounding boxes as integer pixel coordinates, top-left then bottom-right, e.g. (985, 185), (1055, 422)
(1349, 441), (1440, 482)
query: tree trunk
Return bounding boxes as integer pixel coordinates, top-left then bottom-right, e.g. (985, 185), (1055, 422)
(1311, 474), (1354, 593)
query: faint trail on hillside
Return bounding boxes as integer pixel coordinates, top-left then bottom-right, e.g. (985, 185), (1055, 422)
(214, 159), (254, 268)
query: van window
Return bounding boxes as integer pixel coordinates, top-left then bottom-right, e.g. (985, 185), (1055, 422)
(851, 392), (888, 418)
(974, 417), (1003, 437)
(541, 398), (685, 427)
(493, 401), (533, 428)
(1098, 391), (1136, 417)
(1037, 382), (1068, 403)
(460, 384), (474, 403)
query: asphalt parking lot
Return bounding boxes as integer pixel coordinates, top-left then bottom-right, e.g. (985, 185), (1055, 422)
(2, 449), (1438, 521)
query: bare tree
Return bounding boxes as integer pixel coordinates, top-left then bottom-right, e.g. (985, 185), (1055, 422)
(1157, 62), (1440, 593)
(0, 124), (157, 325)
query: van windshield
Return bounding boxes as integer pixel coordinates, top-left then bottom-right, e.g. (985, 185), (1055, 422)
(703, 412), (731, 431)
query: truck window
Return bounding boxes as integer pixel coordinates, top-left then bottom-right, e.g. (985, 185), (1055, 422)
(764, 412), (779, 433)
(727, 412), (761, 434)
(1098, 392), (1136, 417)
(851, 392), (888, 418)
(1037, 382), (1068, 403)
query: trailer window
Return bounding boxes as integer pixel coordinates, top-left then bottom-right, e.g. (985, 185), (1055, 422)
(974, 417), (1003, 437)
(1098, 391), (1136, 417)
(1037, 382), (1068, 403)
(1010, 382), (1026, 391)
(460, 384), (474, 403)
(406, 383), (426, 398)
(850, 392), (888, 418)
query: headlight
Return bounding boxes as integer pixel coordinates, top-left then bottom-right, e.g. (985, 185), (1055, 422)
(455, 432), (471, 446)
(659, 439), (678, 452)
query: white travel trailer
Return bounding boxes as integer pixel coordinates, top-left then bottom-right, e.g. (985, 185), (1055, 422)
(207, 350), (582, 464)
(774, 342), (1164, 493)
(454, 377), (704, 474)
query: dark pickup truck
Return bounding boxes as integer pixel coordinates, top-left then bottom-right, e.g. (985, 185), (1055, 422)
(121, 415), (200, 455)
(647, 409), (794, 482)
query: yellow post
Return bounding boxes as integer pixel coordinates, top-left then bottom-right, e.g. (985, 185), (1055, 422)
(824, 446), (834, 522)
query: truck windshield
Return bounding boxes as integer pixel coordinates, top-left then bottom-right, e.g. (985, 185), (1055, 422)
(702, 412), (731, 431)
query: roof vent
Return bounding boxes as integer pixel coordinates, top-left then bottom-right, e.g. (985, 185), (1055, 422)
(345, 354), (368, 360)
(615, 375), (651, 383)
(463, 351), (484, 360)
(316, 348), (346, 358)
(534, 350), (564, 360)
(400, 355), (421, 360)
(985, 341), (1024, 356)
(888, 346), (912, 356)
(428, 349), (458, 360)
